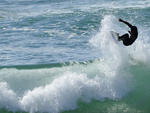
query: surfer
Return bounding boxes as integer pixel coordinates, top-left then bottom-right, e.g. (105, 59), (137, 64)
(118, 18), (138, 46)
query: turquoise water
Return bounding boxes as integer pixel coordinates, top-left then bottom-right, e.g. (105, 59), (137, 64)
(0, 0), (150, 113)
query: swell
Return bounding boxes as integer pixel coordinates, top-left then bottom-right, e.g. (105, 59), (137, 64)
(0, 60), (94, 70)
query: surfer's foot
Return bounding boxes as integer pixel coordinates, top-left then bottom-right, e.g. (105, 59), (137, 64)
(116, 33), (121, 41)
(118, 37), (121, 41)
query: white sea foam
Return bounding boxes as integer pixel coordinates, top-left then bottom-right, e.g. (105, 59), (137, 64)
(90, 15), (129, 74)
(0, 82), (20, 111)
(0, 69), (129, 113)
(20, 71), (129, 113)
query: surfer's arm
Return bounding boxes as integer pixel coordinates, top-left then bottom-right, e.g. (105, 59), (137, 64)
(119, 18), (132, 28)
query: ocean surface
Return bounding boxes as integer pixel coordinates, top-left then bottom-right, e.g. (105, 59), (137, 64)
(0, 0), (150, 113)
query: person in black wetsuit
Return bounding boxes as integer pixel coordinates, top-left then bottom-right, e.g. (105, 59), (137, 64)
(118, 18), (138, 46)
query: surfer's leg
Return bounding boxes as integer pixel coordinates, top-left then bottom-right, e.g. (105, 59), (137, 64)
(123, 38), (131, 46)
(119, 33), (131, 46)
(118, 33), (129, 41)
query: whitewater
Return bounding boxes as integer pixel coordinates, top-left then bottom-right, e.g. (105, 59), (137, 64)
(0, 0), (150, 113)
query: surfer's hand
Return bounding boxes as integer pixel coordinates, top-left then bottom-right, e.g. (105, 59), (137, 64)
(119, 18), (123, 22)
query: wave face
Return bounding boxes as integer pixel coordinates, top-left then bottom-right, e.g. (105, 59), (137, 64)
(0, 63), (131, 113)
(0, 0), (150, 113)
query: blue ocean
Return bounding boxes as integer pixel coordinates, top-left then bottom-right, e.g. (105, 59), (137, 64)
(0, 0), (150, 113)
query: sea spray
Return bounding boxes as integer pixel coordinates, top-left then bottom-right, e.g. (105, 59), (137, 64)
(127, 29), (150, 64)
(90, 15), (129, 76)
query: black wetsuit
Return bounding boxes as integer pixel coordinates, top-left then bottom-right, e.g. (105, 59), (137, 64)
(119, 26), (138, 46)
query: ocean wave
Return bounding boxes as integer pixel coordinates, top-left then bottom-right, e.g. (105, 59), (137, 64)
(0, 14), (150, 113)
(0, 67), (130, 113)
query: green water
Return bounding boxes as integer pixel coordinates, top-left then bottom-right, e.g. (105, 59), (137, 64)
(0, 63), (150, 113)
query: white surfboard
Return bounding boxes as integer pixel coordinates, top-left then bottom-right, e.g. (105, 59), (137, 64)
(110, 31), (119, 41)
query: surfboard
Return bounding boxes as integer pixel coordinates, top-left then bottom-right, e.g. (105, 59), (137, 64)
(110, 31), (119, 41)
